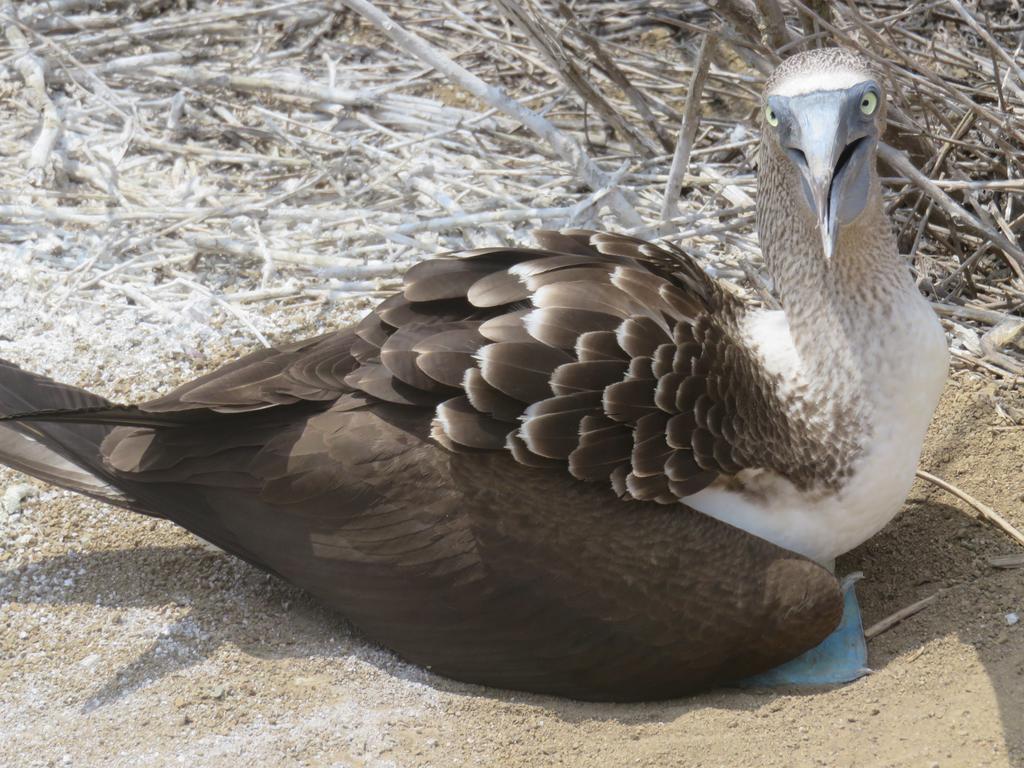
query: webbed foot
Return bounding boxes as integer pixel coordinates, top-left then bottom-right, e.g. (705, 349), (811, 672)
(738, 573), (870, 687)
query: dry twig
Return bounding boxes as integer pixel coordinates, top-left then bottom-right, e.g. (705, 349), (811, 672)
(916, 470), (1024, 549)
(661, 30), (720, 227)
(0, 0), (1021, 380)
(864, 593), (938, 640)
(338, 0), (643, 228)
(989, 554), (1024, 569)
(2, 3), (62, 183)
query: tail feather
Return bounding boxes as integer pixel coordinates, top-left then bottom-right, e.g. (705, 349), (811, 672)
(0, 426), (127, 502)
(0, 359), (137, 510)
(0, 404), (203, 428)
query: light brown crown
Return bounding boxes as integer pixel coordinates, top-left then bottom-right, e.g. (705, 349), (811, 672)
(765, 48), (877, 98)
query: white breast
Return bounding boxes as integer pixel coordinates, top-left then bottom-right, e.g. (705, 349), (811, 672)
(682, 303), (948, 565)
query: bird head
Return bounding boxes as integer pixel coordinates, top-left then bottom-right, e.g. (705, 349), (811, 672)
(761, 49), (885, 261)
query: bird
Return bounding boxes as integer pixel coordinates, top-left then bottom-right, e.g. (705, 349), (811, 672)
(0, 48), (948, 701)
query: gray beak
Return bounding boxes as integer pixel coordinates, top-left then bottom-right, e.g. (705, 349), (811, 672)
(776, 90), (874, 260)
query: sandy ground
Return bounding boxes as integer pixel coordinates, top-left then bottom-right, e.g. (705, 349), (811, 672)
(1, 262), (1024, 768)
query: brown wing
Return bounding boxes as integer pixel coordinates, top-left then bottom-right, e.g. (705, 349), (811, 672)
(142, 330), (361, 413)
(0, 360), (131, 508)
(249, 410), (842, 700)
(118, 228), (825, 501)
(329, 229), (814, 503)
(8, 230), (824, 503)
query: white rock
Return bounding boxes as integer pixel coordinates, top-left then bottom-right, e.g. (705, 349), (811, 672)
(1, 483), (38, 517)
(80, 653), (101, 668)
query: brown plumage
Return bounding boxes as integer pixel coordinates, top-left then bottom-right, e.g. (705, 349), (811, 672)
(0, 47), (949, 700)
(0, 229), (843, 700)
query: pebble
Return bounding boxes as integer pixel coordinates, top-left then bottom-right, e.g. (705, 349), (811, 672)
(0, 483), (38, 517)
(1006, 612), (1019, 626)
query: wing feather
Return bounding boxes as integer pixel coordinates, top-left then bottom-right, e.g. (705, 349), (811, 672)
(124, 229), (815, 511)
(435, 396), (512, 450)
(477, 342), (571, 403)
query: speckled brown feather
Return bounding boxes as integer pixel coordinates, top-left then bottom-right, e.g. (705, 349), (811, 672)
(296, 230), (854, 498)
(0, 49), (903, 698)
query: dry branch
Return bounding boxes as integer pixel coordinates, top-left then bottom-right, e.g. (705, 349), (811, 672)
(878, 143), (1024, 279)
(864, 593), (938, 640)
(661, 31), (720, 228)
(338, 0), (643, 229)
(945, 0), (1024, 95)
(753, 0), (795, 53)
(140, 65), (375, 108)
(708, 0), (769, 62)
(555, 1), (674, 153)
(2, 3), (62, 183)
(916, 470), (1024, 549)
(990, 554), (1024, 569)
(184, 234), (401, 274)
(0, 0), (1021, 383)
(496, 0), (660, 158)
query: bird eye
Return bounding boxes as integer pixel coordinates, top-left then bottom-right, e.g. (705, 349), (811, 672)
(860, 91), (878, 116)
(765, 106), (779, 127)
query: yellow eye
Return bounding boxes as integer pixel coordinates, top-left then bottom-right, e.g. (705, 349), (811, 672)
(860, 91), (878, 116)
(765, 106), (779, 127)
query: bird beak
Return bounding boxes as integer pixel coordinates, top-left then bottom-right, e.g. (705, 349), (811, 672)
(799, 123), (842, 262)
(780, 90), (873, 261)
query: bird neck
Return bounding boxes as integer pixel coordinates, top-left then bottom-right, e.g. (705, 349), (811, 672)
(756, 148), (924, 401)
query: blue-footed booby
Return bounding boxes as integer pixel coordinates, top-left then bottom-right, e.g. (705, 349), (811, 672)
(0, 48), (948, 700)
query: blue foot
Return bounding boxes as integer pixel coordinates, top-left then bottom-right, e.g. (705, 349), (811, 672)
(737, 573), (870, 687)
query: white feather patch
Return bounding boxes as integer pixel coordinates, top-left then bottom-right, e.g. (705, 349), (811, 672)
(472, 343), (498, 389)
(529, 283), (558, 309)
(522, 308), (546, 343)
(509, 260), (547, 279)
(770, 71), (871, 98)
(517, 423), (541, 454)
(686, 298), (948, 565)
(433, 405), (453, 437)
(613, 318), (632, 352)
(741, 310), (802, 386)
(461, 368), (485, 413)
